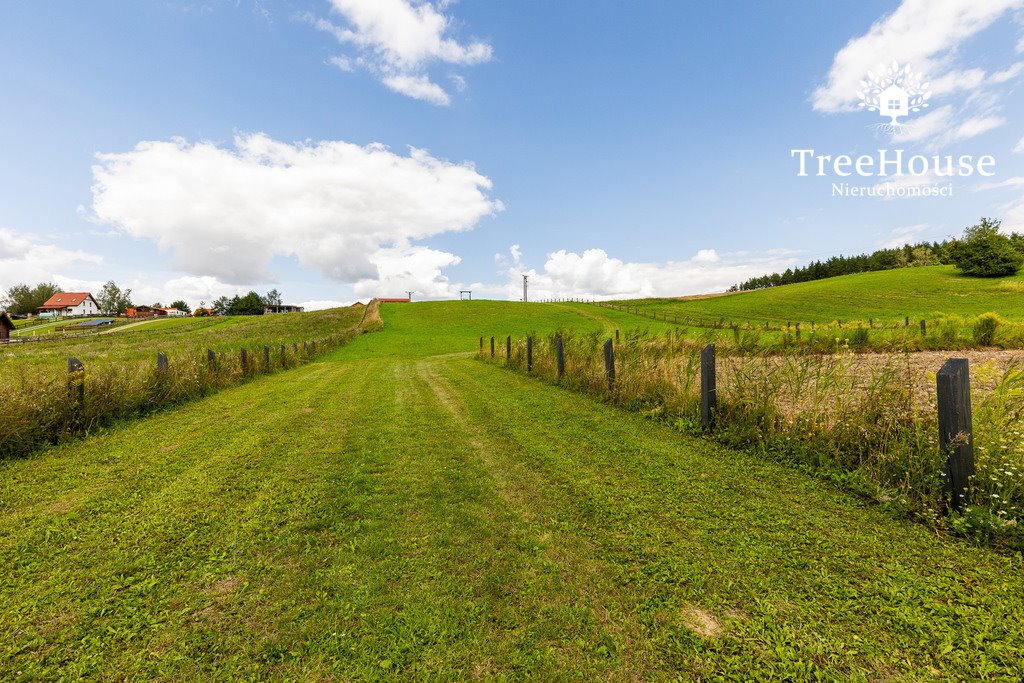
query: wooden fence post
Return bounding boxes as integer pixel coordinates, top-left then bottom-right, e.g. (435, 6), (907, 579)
(280, 344), (286, 367)
(240, 348), (248, 374)
(700, 343), (716, 430)
(615, 329), (619, 343)
(68, 357), (85, 406)
(157, 352), (169, 372)
(526, 336), (533, 372)
(556, 336), (565, 379)
(480, 336), (483, 351)
(603, 338), (615, 392)
(263, 345), (270, 370)
(490, 336), (495, 358)
(795, 322), (800, 341)
(506, 335), (511, 362)
(920, 320), (926, 336)
(937, 358), (975, 512)
(207, 348), (217, 370)
(904, 316), (909, 328)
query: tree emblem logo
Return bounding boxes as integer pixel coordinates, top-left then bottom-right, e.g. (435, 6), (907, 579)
(857, 62), (931, 133)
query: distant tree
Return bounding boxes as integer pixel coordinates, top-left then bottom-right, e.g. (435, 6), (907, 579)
(263, 289), (283, 307)
(4, 282), (59, 315)
(948, 218), (1023, 277)
(96, 280), (133, 315)
(152, 302), (164, 308)
(229, 291), (265, 316)
(212, 296), (232, 315)
(169, 299), (191, 314)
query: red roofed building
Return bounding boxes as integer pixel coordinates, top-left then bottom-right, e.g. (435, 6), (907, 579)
(38, 292), (99, 317)
(377, 297), (410, 303)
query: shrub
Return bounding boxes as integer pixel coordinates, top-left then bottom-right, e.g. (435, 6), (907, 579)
(973, 312), (1004, 346)
(949, 218), (1023, 277)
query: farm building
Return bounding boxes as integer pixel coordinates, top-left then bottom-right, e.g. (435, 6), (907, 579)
(192, 307), (215, 317)
(126, 306), (156, 319)
(155, 307), (188, 317)
(0, 311), (14, 341)
(263, 304), (305, 314)
(38, 292), (99, 317)
(378, 298), (410, 303)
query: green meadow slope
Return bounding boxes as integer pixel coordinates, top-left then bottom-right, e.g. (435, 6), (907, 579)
(1, 301), (1022, 680)
(619, 265), (1024, 325)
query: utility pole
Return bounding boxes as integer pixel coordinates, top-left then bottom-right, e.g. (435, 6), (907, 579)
(523, 274), (528, 303)
(405, 291), (414, 302)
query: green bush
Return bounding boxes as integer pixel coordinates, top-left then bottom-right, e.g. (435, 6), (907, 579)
(973, 312), (1004, 346)
(949, 218), (1023, 277)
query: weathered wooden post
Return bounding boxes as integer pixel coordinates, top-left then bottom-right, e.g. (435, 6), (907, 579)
(603, 338), (615, 392)
(526, 336), (533, 372)
(157, 352), (169, 372)
(240, 348), (248, 374)
(207, 348), (217, 370)
(700, 344), (716, 430)
(280, 344), (286, 367)
(68, 357), (85, 406)
(506, 335), (511, 361)
(480, 336), (483, 352)
(869, 318), (874, 328)
(556, 336), (565, 379)
(920, 320), (927, 336)
(937, 358), (975, 512)
(490, 336), (495, 358)
(765, 321), (769, 331)
(615, 329), (619, 343)
(795, 322), (801, 341)
(905, 316), (909, 328)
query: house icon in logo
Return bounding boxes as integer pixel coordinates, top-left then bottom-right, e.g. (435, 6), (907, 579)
(857, 62), (930, 129)
(879, 84), (908, 124)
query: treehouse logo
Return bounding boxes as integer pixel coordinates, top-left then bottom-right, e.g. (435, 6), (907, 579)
(790, 61), (996, 198)
(857, 61), (931, 134)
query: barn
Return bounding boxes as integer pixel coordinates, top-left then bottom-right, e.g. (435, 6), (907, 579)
(0, 311), (13, 341)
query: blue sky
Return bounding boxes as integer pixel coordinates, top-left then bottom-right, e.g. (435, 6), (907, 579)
(3, 0), (1024, 308)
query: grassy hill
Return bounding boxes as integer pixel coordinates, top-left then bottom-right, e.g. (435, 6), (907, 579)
(618, 265), (1024, 325)
(2, 300), (1023, 679)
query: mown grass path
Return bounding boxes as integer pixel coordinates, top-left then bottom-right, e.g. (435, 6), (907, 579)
(1, 302), (1022, 680)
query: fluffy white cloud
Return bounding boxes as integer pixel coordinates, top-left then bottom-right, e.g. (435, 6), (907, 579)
(90, 133), (502, 287)
(497, 245), (802, 301)
(352, 244), (461, 299)
(880, 223), (935, 248)
(312, 0), (492, 105)
(813, 0), (1023, 146)
(0, 228), (104, 289)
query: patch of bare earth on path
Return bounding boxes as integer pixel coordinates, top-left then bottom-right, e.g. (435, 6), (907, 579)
(681, 604), (722, 638)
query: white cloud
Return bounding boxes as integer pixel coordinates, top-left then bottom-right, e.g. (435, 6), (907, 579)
(813, 0), (1023, 146)
(352, 244), (462, 299)
(881, 223), (934, 248)
(893, 107), (1005, 147)
(499, 246), (803, 301)
(381, 73), (450, 105)
(1013, 136), (1024, 153)
(312, 0), (492, 105)
(300, 299), (354, 310)
(0, 228), (104, 289)
(90, 133), (502, 287)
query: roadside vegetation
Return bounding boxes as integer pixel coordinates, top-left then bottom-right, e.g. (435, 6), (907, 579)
(0, 304), (374, 460)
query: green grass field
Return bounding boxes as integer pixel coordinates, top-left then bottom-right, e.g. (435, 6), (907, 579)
(617, 265), (1024, 326)
(2, 300), (1023, 679)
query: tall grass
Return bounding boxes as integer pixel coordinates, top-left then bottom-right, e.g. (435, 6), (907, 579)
(484, 328), (1024, 551)
(0, 303), (380, 459)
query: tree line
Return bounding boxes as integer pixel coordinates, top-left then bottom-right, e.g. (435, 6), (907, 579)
(1, 279), (286, 317)
(731, 218), (1024, 291)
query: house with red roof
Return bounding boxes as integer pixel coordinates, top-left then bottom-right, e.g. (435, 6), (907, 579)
(38, 292), (100, 317)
